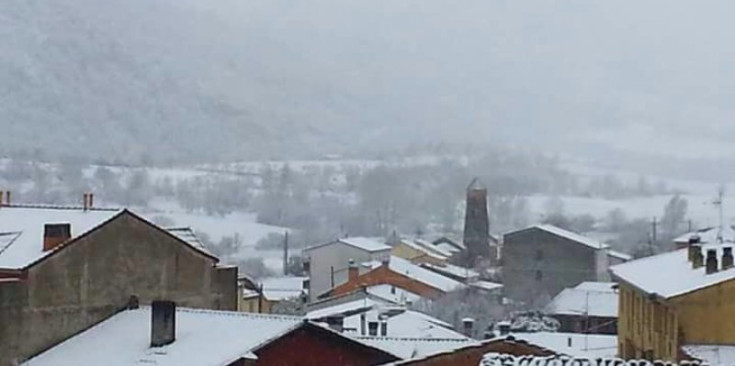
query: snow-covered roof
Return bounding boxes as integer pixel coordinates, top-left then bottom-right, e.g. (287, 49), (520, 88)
(305, 237), (391, 253)
(342, 309), (466, 339)
(0, 206), (122, 269)
(607, 249), (632, 261)
(469, 280), (503, 292)
(165, 227), (214, 256)
(366, 284), (422, 304)
(435, 242), (462, 254)
(397, 239), (449, 261)
(675, 226), (735, 245)
(353, 336), (478, 359)
(259, 276), (308, 301)
(22, 307), (303, 366)
(530, 225), (607, 250)
(610, 245), (735, 299)
(364, 256), (466, 293)
(306, 297), (388, 320)
(414, 239), (454, 257)
(546, 282), (618, 318)
(682, 344), (735, 366)
(508, 332), (618, 358)
(0, 207), (218, 270)
(421, 262), (478, 280)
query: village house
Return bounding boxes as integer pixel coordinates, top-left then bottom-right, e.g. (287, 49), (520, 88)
(503, 224), (629, 304)
(545, 282), (619, 335)
(611, 237), (735, 363)
(239, 275), (308, 313)
(320, 256), (466, 300)
(673, 226), (735, 249)
(22, 301), (399, 366)
(391, 238), (451, 266)
(0, 200), (238, 365)
(304, 237), (391, 301)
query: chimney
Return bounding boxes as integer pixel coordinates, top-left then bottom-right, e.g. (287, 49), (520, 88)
(348, 259), (358, 281)
(43, 223), (71, 251)
(0, 191), (3, 208)
(5, 191), (11, 206)
(692, 245), (704, 269)
(498, 321), (511, 336)
(88, 193), (94, 209)
(151, 301), (176, 347)
(706, 249), (718, 275)
(380, 320), (388, 336)
(462, 317), (475, 338)
(360, 313), (367, 335)
(687, 236), (701, 262)
(723, 247), (734, 270)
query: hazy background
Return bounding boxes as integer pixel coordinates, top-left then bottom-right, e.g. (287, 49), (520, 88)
(2, 0), (735, 175)
(2, 0), (735, 277)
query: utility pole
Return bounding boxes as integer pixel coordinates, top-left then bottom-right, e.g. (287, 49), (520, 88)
(283, 231), (289, 276)
(650, 217), (658, 253)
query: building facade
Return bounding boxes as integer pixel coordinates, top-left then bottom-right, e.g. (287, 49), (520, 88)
(503, 225), (614, 305)
(612, 242), (735, 362)
(0, 209), (237, 365)
(304, 238), (391, 301)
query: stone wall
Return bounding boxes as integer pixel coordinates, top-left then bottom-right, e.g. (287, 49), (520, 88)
(0, 211), (238, 365)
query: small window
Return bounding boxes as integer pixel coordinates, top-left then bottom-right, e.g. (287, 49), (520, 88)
(536, 249), (543, 261)
(535, 270), (543, 281)
(390, 286), (396, 295)
(368, 322), (379, 336)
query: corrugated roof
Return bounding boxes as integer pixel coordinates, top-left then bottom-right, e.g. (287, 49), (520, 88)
(353, 336), (478, 359)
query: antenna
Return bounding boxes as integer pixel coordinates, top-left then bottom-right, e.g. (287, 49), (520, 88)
(714, 185), (726, 243)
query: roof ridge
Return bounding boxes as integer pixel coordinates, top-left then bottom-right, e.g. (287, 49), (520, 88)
(1, 203), (121, 212)
(353, 336), (473, 342)
(136, 305), (303, 321)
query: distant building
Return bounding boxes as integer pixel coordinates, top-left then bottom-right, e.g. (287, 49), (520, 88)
(503, 224), (628, 304)
(239, 276), (308, 314)
(611, 240), (735, 363)
(545, 282), (618, 335)
(461, 179), (497, 267)
(22, 303), (399, 366)
(673, 226), (735, 249)
(0, 205), (238, 365)
(391, 238), (451, 266)
(303, 237), (391, 301)
(321, 256), (466, 300)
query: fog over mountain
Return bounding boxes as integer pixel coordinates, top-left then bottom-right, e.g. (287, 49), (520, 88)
(2, 0), (735, 164)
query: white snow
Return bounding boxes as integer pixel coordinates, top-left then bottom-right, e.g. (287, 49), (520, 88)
(306, 298), (388, 320)
(22, 307), (302, 366)
(469, 281), (503, 292)
(342, 308), (466, 339)
(421, 262), (478, 280)
(340, 237), (392, 252)
(363, 256), (466, 293)
(611, 245), (735, 299)
(259, 276), (308, 301)
(508, 332), (618, 358)
(353, 336), (478, 359)
(0, 207), (122, 269)
(674, 226), (735, 245)
(151, 211), (288, 247)
(683, 344), (735, 366)
(546, 282), (618, 318)
(532, 225), (607, 249)
(366, 284), (422, 304)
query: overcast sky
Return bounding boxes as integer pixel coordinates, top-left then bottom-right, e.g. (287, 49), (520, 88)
(3, 0), (735, 162)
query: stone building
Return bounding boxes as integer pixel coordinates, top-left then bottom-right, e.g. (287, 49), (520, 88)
(461, 179), (497, 267)
(0, 206), (238, 365)
(503, 224), (627, 305)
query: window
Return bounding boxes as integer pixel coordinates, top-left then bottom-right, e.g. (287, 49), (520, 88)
(535, 270), (543, 281)
(390, 286), (396, 295)
(536, 249), (544, 261)
(368, 322), (379, 336)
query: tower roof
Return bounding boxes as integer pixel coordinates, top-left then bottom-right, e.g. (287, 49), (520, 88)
(467, 177), (486, 191)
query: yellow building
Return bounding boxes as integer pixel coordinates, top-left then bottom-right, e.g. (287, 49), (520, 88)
(391, 239), (450, 266)
(611, 242), (735, 363)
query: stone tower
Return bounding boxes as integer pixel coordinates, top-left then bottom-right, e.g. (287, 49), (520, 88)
(462, 178), (493, 267)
